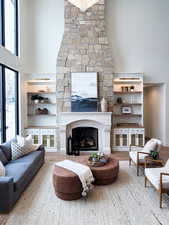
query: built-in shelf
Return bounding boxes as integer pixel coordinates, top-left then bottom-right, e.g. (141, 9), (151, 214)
(28, 80), (55, 83)
(28, 114), (56, 116)
(25, 126), (56, 129)
(27, 92), (55, 94)
(114, 103), (142, 106)
(114, 91), (142, 94)
(113, 80), (142, 84)
(28, 103), (56, 105)
(114, 124), (144, 128)
(113, 114), (142, 117)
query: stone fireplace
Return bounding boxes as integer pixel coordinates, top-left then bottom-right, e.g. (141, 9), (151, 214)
(56, 0), (113, 113)
(56, 0), (114, 153)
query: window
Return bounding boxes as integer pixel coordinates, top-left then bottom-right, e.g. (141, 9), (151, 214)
(0, 64), (19, 142)
(0, 0), (18, 55)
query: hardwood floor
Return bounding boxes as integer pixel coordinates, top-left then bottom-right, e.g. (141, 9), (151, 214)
(46, 146), (169, 162)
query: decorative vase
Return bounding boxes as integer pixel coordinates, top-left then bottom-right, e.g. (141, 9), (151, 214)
(101, 98), (107, 112)
(34, 99), (39, 104)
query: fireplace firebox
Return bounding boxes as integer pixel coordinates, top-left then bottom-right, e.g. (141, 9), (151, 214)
(72, 127), (98, 151)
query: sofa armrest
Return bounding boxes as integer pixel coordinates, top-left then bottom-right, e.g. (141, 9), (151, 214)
(160, 173), (169, 191)
(36, 145), (45, 152)
(137, 152), (149, 164)
(129, 144), (144, 152)
(0, 176), (14, 211)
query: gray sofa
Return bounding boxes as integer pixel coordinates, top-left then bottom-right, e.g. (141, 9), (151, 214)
(0, 140), (45, 212)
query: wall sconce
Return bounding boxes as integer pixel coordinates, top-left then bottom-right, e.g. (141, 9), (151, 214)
(68, 0), (99, 12)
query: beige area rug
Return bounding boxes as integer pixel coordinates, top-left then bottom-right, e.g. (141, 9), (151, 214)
(1, 161), (169, 225)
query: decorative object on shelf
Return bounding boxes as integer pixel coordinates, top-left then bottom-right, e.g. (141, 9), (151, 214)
(31, 95), (40, 104)
(67, 136), (73, 155)
(116, 97), (122, 104)
(88, 152), (109, 167)
(37, 90), (46, 93)
(68, 0), (99, 12)
(150, 150), (159, 160)
(31, 95), (49, 104)
(121, 106), (132, 114)
(35, 108), (49, 115)
(100, 97), (107, 112)
(125, 86), (128, 92)
(121, 86), (125, 92)
(73, 148), (80, 156)
(130, 86), (135, 92)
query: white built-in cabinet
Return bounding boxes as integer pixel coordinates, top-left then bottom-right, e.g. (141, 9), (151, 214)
(24, 74), (57, 151)
(25, 127), (57, 151)
(113, 128), (145, 151)
(112, 73), (145, 151)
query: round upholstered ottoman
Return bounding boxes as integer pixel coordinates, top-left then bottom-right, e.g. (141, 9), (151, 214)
(53, 165), (83, 200)
(90, 158), (119, 185)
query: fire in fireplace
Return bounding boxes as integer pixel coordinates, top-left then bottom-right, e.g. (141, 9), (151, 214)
(72, 127), (98, 151)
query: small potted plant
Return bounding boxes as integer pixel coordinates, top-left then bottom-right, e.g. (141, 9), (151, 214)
(150, 150), (159, 160)
(88, 152), (109, 167)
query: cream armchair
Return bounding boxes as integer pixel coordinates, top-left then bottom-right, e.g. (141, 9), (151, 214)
(145, 159), (169, 208)
(129, 139), (162, 176)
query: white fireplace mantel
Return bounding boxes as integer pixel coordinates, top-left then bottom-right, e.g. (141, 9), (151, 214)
(59, 112), (112, 154)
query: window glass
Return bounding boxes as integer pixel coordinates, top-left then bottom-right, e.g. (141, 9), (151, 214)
(5, 67), (17, 141)
(4, 0), (16, 54)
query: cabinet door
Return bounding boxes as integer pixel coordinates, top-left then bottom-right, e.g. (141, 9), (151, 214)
(49, 135), (55, 147)
(115, 134), (121, 146)
(122, 134), (128, 146)
(131, 134), (136, 146)
(138, 134), (144, 146)
(32, 135), (39, 144)
(42, 135), (48, 147)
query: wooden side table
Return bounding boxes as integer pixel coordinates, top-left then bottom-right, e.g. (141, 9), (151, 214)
(144, 156), (164, 169)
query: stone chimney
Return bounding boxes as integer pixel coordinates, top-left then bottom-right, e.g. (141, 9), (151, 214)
(56, 0), (113, 114)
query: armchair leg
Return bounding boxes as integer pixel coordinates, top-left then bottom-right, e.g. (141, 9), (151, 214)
(129, 158), (131, 166)
(145, 176), (147, 187)
(137, 164), (139, 176)
(160, 192), (162, 208)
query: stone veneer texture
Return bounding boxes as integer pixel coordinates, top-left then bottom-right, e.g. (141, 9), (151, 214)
(56, 0), (114, 116)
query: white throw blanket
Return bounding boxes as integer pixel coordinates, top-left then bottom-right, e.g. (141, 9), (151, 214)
(55, 160), (94, 196)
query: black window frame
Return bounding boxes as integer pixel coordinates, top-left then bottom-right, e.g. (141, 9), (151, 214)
(0, 0), (19, 56)
(0, 63), (19, 143)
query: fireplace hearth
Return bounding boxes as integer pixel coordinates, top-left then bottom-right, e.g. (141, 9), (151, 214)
(72, 127), (98, 151)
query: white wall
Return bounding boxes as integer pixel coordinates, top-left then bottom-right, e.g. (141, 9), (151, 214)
(105, 0), (169, 145)
(18, 0), (169, 145)
(20, 0), (64, 74)
(144, 85), (166, 143)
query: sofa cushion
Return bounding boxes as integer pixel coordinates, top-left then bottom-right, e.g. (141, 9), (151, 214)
(0, 161), (5, 176)
(5, 151), (43, 191)
(143, 139), (157, 153)
(129, 151), (146, 164)
(145, 167), (169, 190)
(0, 141), (12, 161)
(0, 149), (8, 165)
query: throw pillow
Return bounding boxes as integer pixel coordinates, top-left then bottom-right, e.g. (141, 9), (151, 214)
(0, 161), (5, 176)
(11, 135), (38, 160)
(17, 135), (33, 149)
(0, 149), (8, 165)
(143, 139), (157, 153)
(0, 139), (14, 161)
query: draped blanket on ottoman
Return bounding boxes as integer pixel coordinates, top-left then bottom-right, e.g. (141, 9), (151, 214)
(55, 160), (94, 196)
